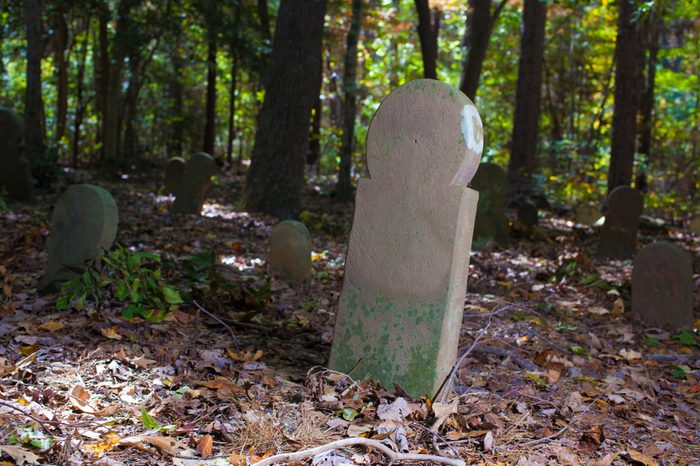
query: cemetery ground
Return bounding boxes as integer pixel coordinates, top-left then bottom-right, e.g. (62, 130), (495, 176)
(0, 169), (699, 466)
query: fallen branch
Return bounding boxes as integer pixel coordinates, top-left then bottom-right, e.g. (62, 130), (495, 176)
(193, 300), (240, 350)
(472, 344), (537, 371)
(250, 437), (466, 466)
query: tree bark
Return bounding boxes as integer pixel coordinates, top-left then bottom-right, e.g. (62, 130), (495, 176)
(25, 0), (45, 162)
(507, 0), (547, 202)
(336, 0), (363, 201)
(308, 51), (323, 168)
(242, 0), (328, 218)
(638, 5), (661, 160)
(168, 30), (184, 159)
(203, 33), (217, 156)
(54, 8), (69, 144)
(608, 0), (644, 193)
(459, 0), (507, 101)
(414, 0), (440, 80)
(257, 0), (272, 43)
(72, 17), (90, 167)
(96, 5), (110, 160)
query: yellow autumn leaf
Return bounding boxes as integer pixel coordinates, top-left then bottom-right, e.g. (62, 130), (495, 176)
(85, 433), (121, 457)
(38, 321), (64, 332)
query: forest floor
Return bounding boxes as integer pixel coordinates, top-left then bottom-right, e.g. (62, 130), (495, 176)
(0, 168), (699, 466)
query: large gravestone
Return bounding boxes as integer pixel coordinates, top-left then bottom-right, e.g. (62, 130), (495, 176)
(596, 186), (643, 259)
(470, 163), (509, 248)
(0, 107), (33, 201)
(38, 185), (118, 291)
(632, 242), (693, 327)
(165, 153), (217, 214)
(329, 79), (483, 397)
(575, 204), (601, 226)
(269, 220), (312, 283)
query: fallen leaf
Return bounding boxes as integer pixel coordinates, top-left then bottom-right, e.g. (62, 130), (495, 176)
(100, 327), (122, 340)
(377, 397), (411, 422)
(196, 434), (213, 457)
(611, 298), (625, 316)
(627, 449), (658, 465)
(0, 445), (41, 465)
(430, 398), (458, 431)
(619, 349), (642, 362)
(119, 435), (184, 455)
(37, 321), (64, 332)
(483, 431), (494, 452)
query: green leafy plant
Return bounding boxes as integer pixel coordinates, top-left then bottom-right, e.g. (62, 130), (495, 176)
(0, 187), (10, 211)
(57, 244), (183, 322)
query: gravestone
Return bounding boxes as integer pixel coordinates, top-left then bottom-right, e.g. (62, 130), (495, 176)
(269, 220), (312, 283)
(329, 79), (483, 397)
(575, 204), (601, 226)
(517, 201), (538, 229)
(596, 186), (643, 259)
(470, 163), (509, 248)
(38, 184), (118, 292)
(632, 242), (693, 327)
(164, 153), (216, 214)
(0, 107), (33, 201)
(689, 216), (700, 235)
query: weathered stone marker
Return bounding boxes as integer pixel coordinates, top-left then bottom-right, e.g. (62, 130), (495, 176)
(470, 162), (509, 248)
(269, 220), (312, 283)
(596, 186), (643, 259)
(329, 79), (483, 397)
(575, 204), (601, 226)
(38, 184), (118, 291)
(517, 201), (538, 229)
(632, 242), (693, 327)
(690, 216), (700, 235)
(0, 107), (33, 201)
(164, 152), (216, 214)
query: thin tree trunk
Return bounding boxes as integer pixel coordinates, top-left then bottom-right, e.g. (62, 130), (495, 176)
(242, 0), (328, 218)
(336, 0), (363, 201)
(507, 0), (547, 202)
(55, 8), (69, 144)
(168, 29), (184, 159)
(72, 17), (90, 167)
(308, 51), (323, 168)
(97, 6), (110, 160)
(414, 0), (440, 80)
(203, 33), (217, 156)
(607, 0), (644, 192)
(25, 0), (45, 162)
(638, 5), (661, 160)
(257, 0), (271, 43)
(459, 0), (507, 100)
(227, 41), (238, 164)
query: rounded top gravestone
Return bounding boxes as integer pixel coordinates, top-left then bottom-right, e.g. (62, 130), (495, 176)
(269, 220), (312, 283)
(470, 162), (509, 248)
(0, 106), (33, 201)
(575, 204), (601, 226)
(632, 241), (693, 328)
(517, 201), (538, 229)
(597, 186), (643, 259)
(0, 106), (22, 143)
(38, 184), (119, 291)
(166, 152), (217, 214)
(689, 216), (700, 235)
(330, 79), (483, 397)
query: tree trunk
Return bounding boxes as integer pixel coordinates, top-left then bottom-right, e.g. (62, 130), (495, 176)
(257, 0), (272, 43)
(54, 8), (69, 144)
(507, 0), (547, 202)
(459, 0), (507, 101)
(608, 0), (644, 193)
(96, 6), (110, 160)
(227, 40), (238, 164)
(242, 0), (328, 218)
(414, 0), (440, 80)
(72, 17), (90, 167)
(638, 6), (661, 160)
(203, 34), (217, 156)
(25, 0), (45, 162)
(168, 31), (184, 159)
(336, 0), (363, 201)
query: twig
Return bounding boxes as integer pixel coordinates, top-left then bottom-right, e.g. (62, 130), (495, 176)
(472, 344), (537, 371)
(0, 401), (54, 433)
(521, 325), (569, 354)
(250, 437), (466, 466)
(193, 300), (240, 350)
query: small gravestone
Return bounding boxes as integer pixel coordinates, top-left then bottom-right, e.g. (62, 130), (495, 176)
(164, 153), (216, 214)
(470, 162), (508, 248)
(0, 107), (33, 201)
(38, 184), (118, 291)
(632, 242), (693, 327)
(596, 186), (643, 259)
(689, 216), (700, 235)
(575, 204), (601, 226)
(517, 201), (538, 229)
(329, 79), (483, 397)
(269, 220), (312, 283)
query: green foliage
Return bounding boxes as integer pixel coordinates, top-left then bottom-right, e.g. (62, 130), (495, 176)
(673, 329), (698, 346)
(8, 426), (54, 451)
(56, 244), (183, 322)
(0, 187), (10, 211)
(140, 407), (161, 430)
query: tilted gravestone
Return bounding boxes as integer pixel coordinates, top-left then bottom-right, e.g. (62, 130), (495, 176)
(690, 216), (700, 235)
(596, 186), (643, 259)
(517, 201), (538, 229)
(0, 107), (33, 201)
(470, 162), (509, 248)
(632, 242), (693, 327)
(329, 79), (483, 397)
(269, 220), (312, 283)
(38, 184), (118, 292)
(164, 153), (217, 214)
(575, 204), (601, 226)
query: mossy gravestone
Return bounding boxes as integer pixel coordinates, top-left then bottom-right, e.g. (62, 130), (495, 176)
(164, 153), (216, 214)
(575, 204), (601, 226)
(632, 242), (693, 327)
(38, 185), (118, 292)
(470, 163), (509, 248)
(269, 220), (312, 283)
(0, 107), (33, 201)
(690, 216), (700, 235)
(329, 79), (483, 397)
(596, 186), (643, 259)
